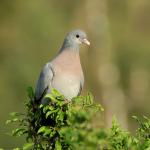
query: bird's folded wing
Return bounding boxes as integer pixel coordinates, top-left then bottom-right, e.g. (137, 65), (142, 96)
(35, 63), (54, 100)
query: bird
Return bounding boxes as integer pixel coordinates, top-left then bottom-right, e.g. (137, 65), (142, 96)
(35, 29), (90, 102)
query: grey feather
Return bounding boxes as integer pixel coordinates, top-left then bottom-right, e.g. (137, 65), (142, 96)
(35, 63), (54, 100)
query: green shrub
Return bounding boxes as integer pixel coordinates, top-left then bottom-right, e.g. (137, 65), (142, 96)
(6, 87), (150, 150)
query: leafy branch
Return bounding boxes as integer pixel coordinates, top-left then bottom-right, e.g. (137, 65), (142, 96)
(5, 87), (150, 150)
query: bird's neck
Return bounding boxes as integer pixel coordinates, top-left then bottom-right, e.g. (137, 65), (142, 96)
(60, 39), (79, 53)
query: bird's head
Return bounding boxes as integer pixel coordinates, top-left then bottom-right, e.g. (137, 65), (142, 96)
(63, 29), (90, 50)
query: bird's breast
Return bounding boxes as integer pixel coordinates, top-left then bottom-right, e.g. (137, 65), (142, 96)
(51, 73), (81, 100)
(50, 50), (84, 100)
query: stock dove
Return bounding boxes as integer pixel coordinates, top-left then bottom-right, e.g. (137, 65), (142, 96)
(35, 29), (90, 102)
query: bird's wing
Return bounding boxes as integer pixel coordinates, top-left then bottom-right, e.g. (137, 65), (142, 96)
(35, 63), (54, 100)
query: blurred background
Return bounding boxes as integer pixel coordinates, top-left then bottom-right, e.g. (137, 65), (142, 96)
(0, 0), (150, 148)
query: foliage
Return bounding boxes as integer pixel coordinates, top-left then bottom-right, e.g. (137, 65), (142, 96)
(6, 87), (150, 150)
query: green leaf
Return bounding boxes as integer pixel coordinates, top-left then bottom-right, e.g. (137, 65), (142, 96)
(43, 105), (54, 113)
(10, 112), (22, 117)
(6, 117), (21, 125)
(50, 130), (56, 137)
(55, 140), (62, 150)
(23, 142), (34, 150)
(43, 105), (50, 113)
(46, 109), (58, 118)
(51, 88), (62, 97)
(12, 118), (19, 122)
(12, 128), (26, 136)
(39, 104), (43, 108)
(57, 112), (64, 122)
(43, 128), (52, 136)
(6, 119), (12, 124)
(37, 126), (47, 134)
(45, 93), (57, 102)
(132, 116), (138, 120)
(27, 86), (34, 99)
(86, 92), (93, 104)
(37, 126), (52, 136)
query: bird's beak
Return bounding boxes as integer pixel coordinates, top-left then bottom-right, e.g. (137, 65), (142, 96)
(82, 38), (90, 46)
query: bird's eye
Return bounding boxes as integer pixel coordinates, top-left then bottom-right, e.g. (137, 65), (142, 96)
(76, 34), (79, 38)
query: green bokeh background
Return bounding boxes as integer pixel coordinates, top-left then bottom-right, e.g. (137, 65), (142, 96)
(0, 0), (150, 148)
